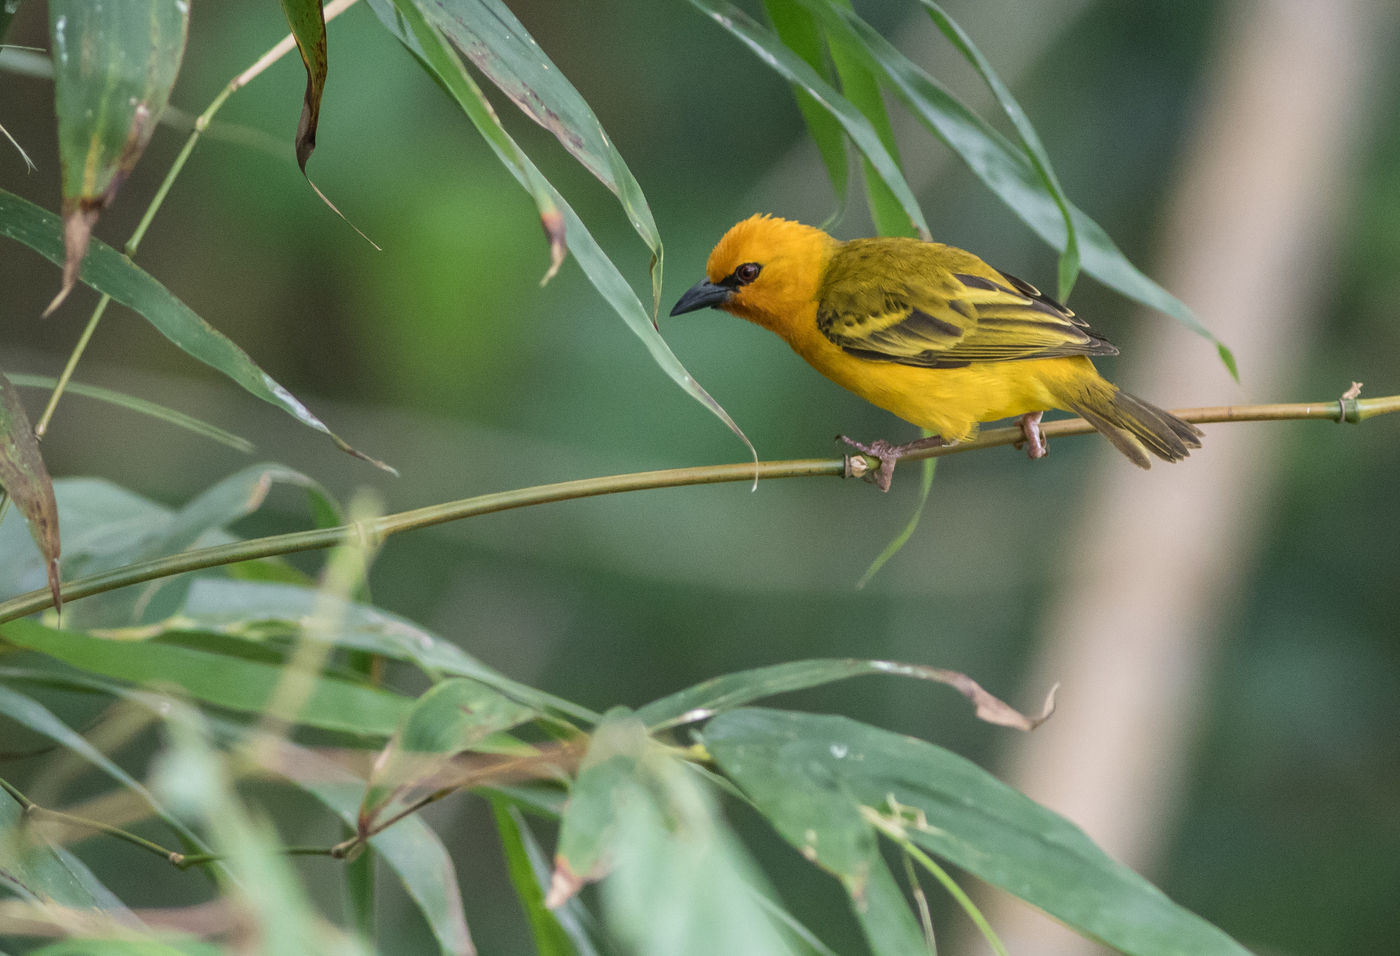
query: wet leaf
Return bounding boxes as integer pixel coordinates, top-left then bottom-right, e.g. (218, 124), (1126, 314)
(707, 709), (1252, 956)
(0, 368), (61, 610)
(278, 0), (327, 171)
(45, 0), (188, 314)
(0, 188), (393, 472)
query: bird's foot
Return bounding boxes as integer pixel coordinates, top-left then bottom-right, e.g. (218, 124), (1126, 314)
(838, 434), (946, 492)
(1014, 411), (1047, 460)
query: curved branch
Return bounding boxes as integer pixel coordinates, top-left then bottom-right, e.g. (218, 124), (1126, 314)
(0, 394), (1392, 624)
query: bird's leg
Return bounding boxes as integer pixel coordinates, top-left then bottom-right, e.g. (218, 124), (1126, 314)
(1016, 411), (1048, 460)
(838, 434), (945, 492)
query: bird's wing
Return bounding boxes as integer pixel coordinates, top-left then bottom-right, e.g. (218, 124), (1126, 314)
(816, 241), (1118, 368)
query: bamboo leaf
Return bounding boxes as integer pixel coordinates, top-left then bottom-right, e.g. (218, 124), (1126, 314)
(45, 0), (188, 313)
(0, 368), (61, 609)
(0, 188), (392, 472)
(369, 0), (753, 457)
(689, 0), (928, 238)
(0, 618), (409, 736)
(396, 0), (664, 314)
(278, 0), (327, 171)
(706, 709), (1251, 956)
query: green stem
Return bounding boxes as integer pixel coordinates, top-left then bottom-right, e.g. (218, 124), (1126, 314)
(901, 839), (1008, 956)
(0, 395), (1394, 624)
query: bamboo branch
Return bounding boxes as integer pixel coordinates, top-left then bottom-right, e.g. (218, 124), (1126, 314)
(0, 395), (1393, 625)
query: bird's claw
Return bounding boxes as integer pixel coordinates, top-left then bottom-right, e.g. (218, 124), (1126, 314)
(1014, 411), (1047, 460)
(838, 434), (944, 492)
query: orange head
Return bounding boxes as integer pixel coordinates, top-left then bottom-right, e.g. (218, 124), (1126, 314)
(670, 215), (837, 332)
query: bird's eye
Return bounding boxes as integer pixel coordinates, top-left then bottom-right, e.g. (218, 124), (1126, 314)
(735, 262), (761, 285)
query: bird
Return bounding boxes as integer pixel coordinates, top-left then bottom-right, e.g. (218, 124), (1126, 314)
(670, 214), (1201, 490)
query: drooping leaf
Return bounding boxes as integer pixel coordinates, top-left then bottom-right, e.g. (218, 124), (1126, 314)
(278, 0), (327, 171)
(916, 0), (1080, 299)
(760, 0), (849, 216)
(790, 0), (1227, 360)
(635, 657), (1053, 733)
(400, 0), (665, 314)
(8, 373), (254, 452)
(688, 0), (929, 238)
(824, 1), (920, 238)
(706, 709), (1252, 956)
(0, 368), (60, 609)
(492, 799), (588, 956)
(368, 1), (753, 456)
(0, 618), (409, 736)
(45, 0), (188, 313)
(0, 188), (392, 471)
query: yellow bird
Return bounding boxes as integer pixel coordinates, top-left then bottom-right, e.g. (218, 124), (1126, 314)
(671, 215), (1201, 490)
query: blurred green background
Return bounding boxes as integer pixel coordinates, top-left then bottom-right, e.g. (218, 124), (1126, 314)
(3, 1), (1398, 953)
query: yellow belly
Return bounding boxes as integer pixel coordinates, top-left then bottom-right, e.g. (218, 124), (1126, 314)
(789, 329), (1086, 442)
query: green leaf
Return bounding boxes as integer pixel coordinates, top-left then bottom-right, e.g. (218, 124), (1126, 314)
(854, 855), (935, 956)
(8, 373), (254, 453)
(0, 784), (133, 918)
(249, 731), (477, 956)
(791, 0), (1227, 357)
(48, 464), (332, 629)
(397, 0), (665, 314)
(915, 0), (1080, 298)
(824, 2), (919, 238)
(278, 0), (327, 171)
(368, 0), (753, 457)
(760, 0), (849, 215)
(0, 618), (409, 736)
(0, 679), (210, 854)
(0, 367), (61, 609)
(706, 709), (1251, 956)
(360, 678), (540, 829)
(636, 657), (1049, 733)
(45, 0), (188, 312)
(0, 188), (392, 472)
(689, 0), (929, 238)
(492, 798), (584, 956)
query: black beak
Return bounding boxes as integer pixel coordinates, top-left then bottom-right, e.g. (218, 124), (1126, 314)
(669, 279), (732, 316)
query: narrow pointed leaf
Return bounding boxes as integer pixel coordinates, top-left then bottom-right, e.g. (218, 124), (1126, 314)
(824, 2), (920, 238)
(45, 0), (188, 313)
(0, 188), (392, 471)
(0, 368), (61, 609)
(917, 1), (1079, 298)
(8, 373), (254, 452)
(636, 657), (1051, 733)
(791, 0), (1227, 359)
(0, 618), (409, 736)
(492, 799), (584, 956)
(278, 0), (327, 170)
(0, 790), (133, 921)
(370, 2), (752, 455)
(689, 0), (928, 238)
(761, 0), (849, 211)
(400, 0), (664, 313)
(706, 709), (1251, 956)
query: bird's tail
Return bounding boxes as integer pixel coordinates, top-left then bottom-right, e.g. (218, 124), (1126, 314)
(1059, 379), (1202, 468)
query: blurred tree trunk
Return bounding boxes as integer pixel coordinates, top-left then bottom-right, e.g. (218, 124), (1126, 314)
(971, 0), (1380, 953)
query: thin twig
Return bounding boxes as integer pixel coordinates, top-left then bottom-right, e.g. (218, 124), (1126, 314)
(0, 395), (1394, 624)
